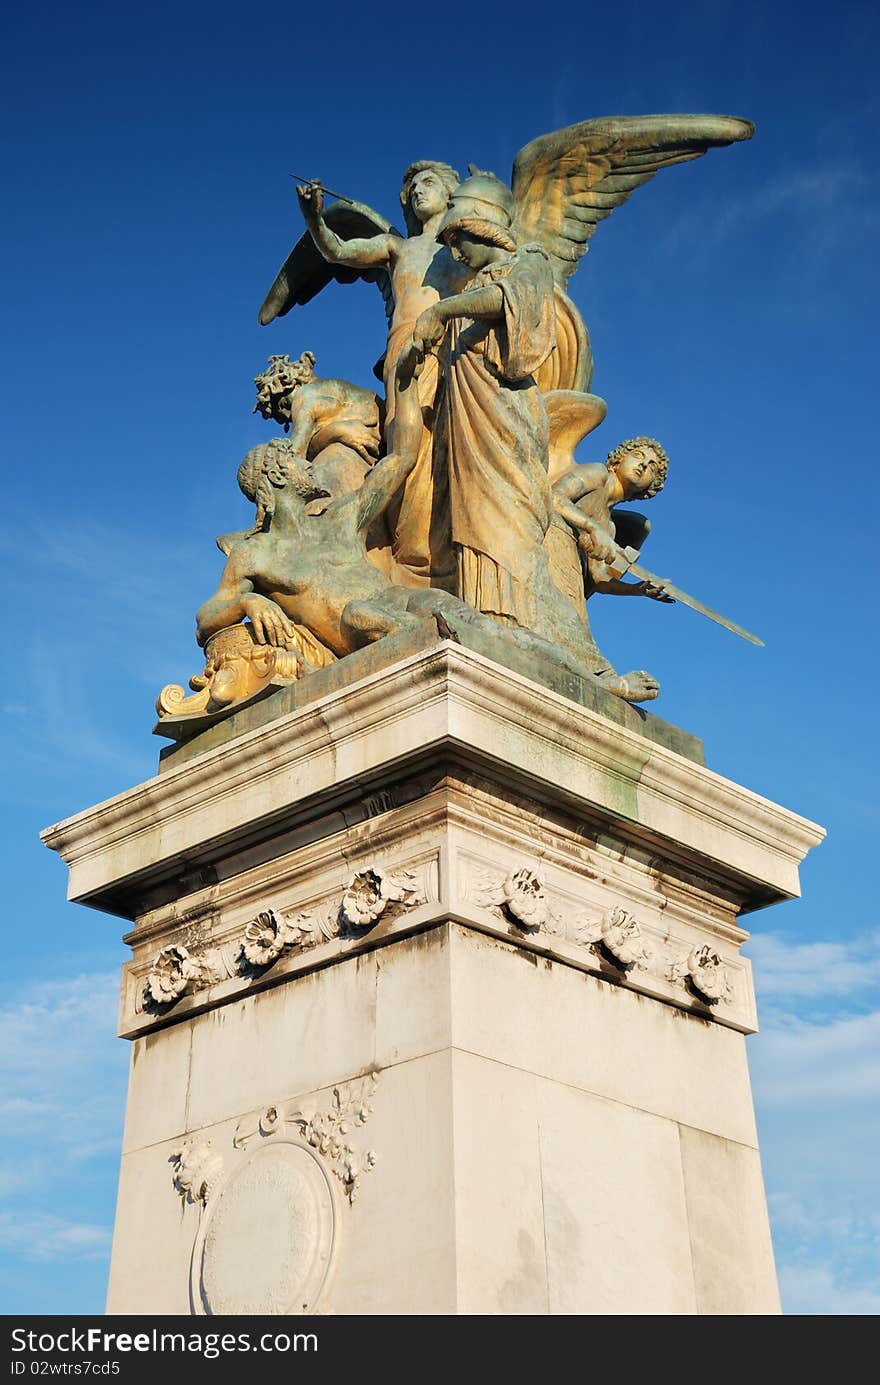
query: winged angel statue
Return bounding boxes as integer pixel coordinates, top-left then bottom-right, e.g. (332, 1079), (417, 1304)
(156, 114), (756, 733)
(258, 115), (751, 580)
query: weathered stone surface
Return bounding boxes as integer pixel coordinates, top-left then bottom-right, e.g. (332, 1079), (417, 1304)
(44, 651), (822, 1315)
(44, 645), (821, 920)
(107, 925), (782, 1315)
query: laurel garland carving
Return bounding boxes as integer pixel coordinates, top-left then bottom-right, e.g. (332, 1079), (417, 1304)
(233, 1072), (381, 1204)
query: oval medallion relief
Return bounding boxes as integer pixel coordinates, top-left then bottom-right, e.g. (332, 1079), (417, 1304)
(192, 1138), (338, 1315)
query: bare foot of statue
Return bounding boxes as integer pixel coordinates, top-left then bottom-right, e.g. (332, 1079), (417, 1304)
(599, 670), (660, 703)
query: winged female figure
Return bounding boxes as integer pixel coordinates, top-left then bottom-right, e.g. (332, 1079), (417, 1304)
(257, 115), (753, 598)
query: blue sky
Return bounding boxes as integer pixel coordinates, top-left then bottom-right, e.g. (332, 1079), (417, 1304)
(1, 0), (877, 1315)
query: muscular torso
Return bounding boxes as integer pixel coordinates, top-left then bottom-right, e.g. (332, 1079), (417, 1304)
(388, 234), (469, 331)
(287, 379), (380, 452)
(238, 513), (391, 657)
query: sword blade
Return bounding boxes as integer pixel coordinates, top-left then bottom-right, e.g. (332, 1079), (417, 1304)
(625, 559), (764, 647)
(287, 172), (355, 205)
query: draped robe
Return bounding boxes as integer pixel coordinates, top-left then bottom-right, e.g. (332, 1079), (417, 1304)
(434, 246), (557, 628)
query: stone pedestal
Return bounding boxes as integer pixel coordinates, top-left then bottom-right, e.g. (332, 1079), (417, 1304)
(42, 640), (824, 1316)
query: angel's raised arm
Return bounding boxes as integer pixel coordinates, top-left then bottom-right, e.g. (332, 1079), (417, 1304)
(258, 198), (401, 327)
(298, 182), (402, 268)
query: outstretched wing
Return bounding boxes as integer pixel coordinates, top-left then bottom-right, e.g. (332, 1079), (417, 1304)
(258, 200), (400, 326)
(512, 114), (754, 287)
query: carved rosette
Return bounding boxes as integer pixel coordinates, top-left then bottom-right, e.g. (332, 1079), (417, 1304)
(470, 863), (562, 935)
(144, 943), (228, 1007)
(240, 906), (296, 967)
(339, 868), (424, 931)
(668, 944), (732, 1003)
(171, 1139), (225, 1205)
(137, 864), (428, 1017)
(502, 868), (549, 930)
(577, 905), (652, 970)
(145, 944), (196, 1005)
(234, 1072), (381, 1205)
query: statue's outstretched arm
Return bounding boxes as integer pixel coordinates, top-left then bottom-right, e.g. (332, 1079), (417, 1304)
(298, 182), (400, 269)
(355, 352), (423, 530)
(412, 284), (504, 356)
(259, 198), (399, 326)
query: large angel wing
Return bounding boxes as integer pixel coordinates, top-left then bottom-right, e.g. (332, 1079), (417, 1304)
(512, 114), (754, 287)
(258, 200), (401, 326)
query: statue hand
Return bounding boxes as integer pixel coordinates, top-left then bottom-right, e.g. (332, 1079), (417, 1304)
(577, 526), (618, 566)
(242, 595), (296, 647)
(412, 307), (445, 357)
(296, 180), (325, 219)
(344, 420), (381, 462)
(638, 579), (675, 603)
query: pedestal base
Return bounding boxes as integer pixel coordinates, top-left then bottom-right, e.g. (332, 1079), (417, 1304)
(42, 642), (824, 1315)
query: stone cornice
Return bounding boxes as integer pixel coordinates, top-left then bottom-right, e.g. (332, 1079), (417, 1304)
(41, 643), (824, 916)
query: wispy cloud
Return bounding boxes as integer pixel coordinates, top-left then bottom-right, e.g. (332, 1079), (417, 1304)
(778, 1263), (880, 1317)
(752, 1008), (880, 1106)
(748, 928), (880, 1001)
(0, 973), (126, 1178)
(748, 927), (880, 1314)
(658, 158), (879, 264)
(709, 163), (875, 239)
(0, 1211), (111, 1263)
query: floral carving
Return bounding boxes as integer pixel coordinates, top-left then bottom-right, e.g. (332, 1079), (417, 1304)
(668, 944), (732, 1003)
(470, 863), (561, 934)
(140, 866), (426, 1018)
(240, 906), (296, 967)
(145, 944), (195, 1005)
(577, 905), (652, 969)
(340, 867), (424, 931)
(234, 1072), (381, 1205)
(502, 868), (548, 930)
(171, 1138), (224, 1205)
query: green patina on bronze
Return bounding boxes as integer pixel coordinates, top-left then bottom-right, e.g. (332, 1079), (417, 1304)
(156, 113), (756, 748)
(158, 621), (703, 774)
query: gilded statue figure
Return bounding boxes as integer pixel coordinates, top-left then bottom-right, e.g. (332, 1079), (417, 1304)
(260, 162), (470, 586)
(194, 356), (655, 698)
(411, 170), (556, 629)
(250, 351), (382, 503)
(259, 115), (752, 594)
(156, 112), (761, 734)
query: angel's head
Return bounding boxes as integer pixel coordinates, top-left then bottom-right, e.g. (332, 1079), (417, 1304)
(238, 438), (328, 535)
(400, 161), (460, 234)
(437, 167), (518, 263)
(605, 438), (669, 499)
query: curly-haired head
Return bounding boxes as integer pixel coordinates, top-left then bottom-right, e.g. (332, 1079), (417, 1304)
(605, 437), (669, 498)
(399, 161), (460, 236)
(253, 351), (316, 429)
(237, 438), (320, 536)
